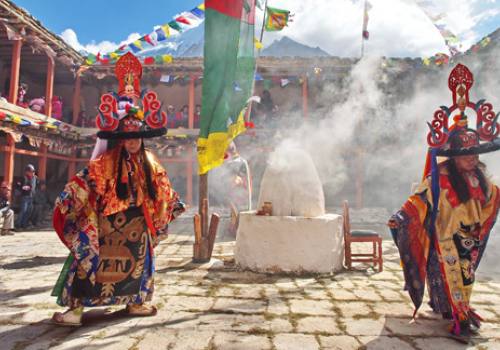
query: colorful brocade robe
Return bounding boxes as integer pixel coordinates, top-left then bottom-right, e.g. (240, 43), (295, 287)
(390, 165), (499, 325)
(52, 147), (184, 307)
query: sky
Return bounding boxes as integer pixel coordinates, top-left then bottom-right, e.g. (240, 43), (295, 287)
(13, 0), (500, 57)
(14, 0), (200, 52)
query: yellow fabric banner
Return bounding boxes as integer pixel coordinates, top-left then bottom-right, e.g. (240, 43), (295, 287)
(197, 110), (246, 174)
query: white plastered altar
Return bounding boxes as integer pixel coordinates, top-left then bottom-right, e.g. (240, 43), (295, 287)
(235, 212), (344, 274)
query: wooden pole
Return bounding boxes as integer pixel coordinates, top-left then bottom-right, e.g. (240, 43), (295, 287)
(259, 0), (268, 43)
(44, 56), (54, 117)
(37, 143), (48, 180)
(360, 0), (367, 58)
(72, 73), (82, 125)
(8, 40), (22, 104)
(193, 173), (210, 262)
(188, 75), (195, 129)
(199, 174), (209, 239)
(302, 75), (309, 119)
(193, 213), (202, 258)
(186, 146), (193, 206)
(3, 134), (15, 192)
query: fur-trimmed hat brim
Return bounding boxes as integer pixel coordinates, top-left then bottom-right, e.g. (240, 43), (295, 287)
(96, 127), (167, 140)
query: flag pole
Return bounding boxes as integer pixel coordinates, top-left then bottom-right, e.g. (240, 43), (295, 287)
(247, 0), (268, 125)
(259, 0), (268, 43)
(360, 0), (366, 58)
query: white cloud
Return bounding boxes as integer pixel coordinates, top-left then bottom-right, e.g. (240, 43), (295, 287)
(259, 0), (499, 57)
(60, 28), (141, 54)
(60, 0), (498, 57)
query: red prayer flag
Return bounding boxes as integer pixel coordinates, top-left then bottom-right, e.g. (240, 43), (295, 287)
(144, 34), (154, 46)
(175, 16), (191, 25)
(144, 56), (155, 65)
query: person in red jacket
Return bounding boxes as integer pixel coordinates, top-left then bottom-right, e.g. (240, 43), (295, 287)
(51, 53), (185, 326)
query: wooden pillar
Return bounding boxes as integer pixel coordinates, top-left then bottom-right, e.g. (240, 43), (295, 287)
(186, 146), (193, 205)
(3, 134), (15, 189)
(188, 75), (195, 129)
(72, 73), (81, 125)
(302, 75), (309, 119)
(44, 56), (55, 117)
(193, 168), (220, 262)
(199, 173), (208, 237)
(8, 40), (22, 104)
(38, 144), (48, 180)
(67, 159), (76, 181)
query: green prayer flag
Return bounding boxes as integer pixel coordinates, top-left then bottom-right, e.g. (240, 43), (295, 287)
(168, 20), (183, 32)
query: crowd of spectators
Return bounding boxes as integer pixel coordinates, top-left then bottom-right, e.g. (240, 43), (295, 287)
(1, 81), (65, 120)
(166, 104), (201, 128)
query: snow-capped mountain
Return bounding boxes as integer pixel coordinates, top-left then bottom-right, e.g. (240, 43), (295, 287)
(137, 24), (330, 58)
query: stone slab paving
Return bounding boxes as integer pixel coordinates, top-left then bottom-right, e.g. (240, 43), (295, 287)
(0, 220), (499, 350)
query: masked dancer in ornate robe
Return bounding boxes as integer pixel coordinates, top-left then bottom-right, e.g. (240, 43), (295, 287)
(51, 53), (185, 326)
(388, 64), (500, 344)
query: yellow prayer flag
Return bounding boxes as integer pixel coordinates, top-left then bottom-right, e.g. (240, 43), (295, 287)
(254, 38), (263, 49)
(162, 55), (173, 63)
(162, 25), (170, 38)
(133, 40), (143, 49)
(480, 37), (491, 47)
(423, 58), (430, 66)
(198, 3), (205, 10)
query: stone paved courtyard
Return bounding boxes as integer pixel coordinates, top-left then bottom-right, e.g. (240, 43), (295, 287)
(1, 218), (499, 350)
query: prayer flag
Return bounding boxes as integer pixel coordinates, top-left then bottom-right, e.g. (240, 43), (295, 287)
(415, 0), (461, 56)
(254, 37), (263, 49)
(144, 34), (154, 46)
(162, 25), (171, 38)
(129, 41), (142, 53)
(162, 55), (173, 63)
(168, 20), (183, 32)
(176, 16), (191, 25)
(362, 1), (372, 40)
(155, 27), (167, 42)
(191, 7), (205, 19)
(198, 0), (256, 174)
(160, 75), (172, 83)
(264, 6), (290, 31)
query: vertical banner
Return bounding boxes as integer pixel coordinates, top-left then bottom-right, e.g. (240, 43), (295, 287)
(197, 0), (256, 174)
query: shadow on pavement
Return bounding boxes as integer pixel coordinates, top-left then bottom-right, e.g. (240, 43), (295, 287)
(1, 256), (67, 270)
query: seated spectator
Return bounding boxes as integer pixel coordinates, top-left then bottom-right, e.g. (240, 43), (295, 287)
(0, 181), (14, 235)
(29, 97), (45, 114)
(31, 180), (51, 228)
